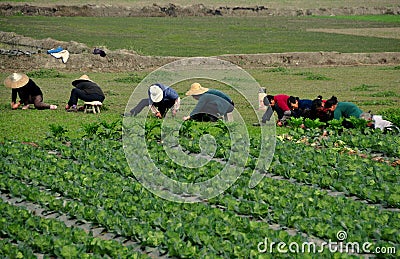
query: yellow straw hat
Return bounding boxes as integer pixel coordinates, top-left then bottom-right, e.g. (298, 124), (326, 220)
(72, 74), (93, 86)
(185, 83), (209, 96)
(4, 73), (29, 89)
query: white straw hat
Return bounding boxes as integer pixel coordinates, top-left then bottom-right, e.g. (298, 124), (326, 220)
(4, 73), (29, 89)
(149, 85), (163, 103)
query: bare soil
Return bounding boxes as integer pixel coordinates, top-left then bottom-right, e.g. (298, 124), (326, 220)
(307, 28), (400, 40)
(0, 3), (399, 72)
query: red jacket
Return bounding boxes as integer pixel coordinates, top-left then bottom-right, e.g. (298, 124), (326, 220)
(274, 94), (290, 111)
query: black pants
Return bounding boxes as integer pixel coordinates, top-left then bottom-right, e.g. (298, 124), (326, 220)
(191, 101), (234, 122)
(68, 88), (105, 106)
(130, 98), (175, 117)
(190, 113), (219, 122)
(24, 95), (50, 110)
(261, 106), (274, 123)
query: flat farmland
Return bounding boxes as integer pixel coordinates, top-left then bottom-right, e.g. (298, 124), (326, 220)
(0, 2), (399, 258)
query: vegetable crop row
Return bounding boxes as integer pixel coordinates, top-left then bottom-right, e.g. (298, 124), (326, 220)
(267, 140), (400, 207)
(1, 138), (399, 258)
(1, 141), (319, 258)
(0, 198), (148, 258)
(288, 127), (400, 159)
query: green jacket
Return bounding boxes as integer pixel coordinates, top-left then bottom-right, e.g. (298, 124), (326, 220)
(333, 102), (362, 120)
(190, 89), (233, 117)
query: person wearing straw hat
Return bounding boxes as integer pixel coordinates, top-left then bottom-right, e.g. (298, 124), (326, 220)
(66, 74), (105, 112)
(126, 83), (180, 118)
(183, 83), (234, 122)
(4, 73), (57, 110)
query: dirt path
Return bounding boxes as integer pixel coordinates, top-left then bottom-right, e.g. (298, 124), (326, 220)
(307, 28), (400, 40)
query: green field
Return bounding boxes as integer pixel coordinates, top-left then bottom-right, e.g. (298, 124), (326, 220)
(1, 15), (399, 56)
(0, 4), (400, 258)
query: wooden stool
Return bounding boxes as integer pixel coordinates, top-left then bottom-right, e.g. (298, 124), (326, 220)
(84, 101), (102, 114)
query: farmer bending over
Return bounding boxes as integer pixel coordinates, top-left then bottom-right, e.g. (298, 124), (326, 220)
(126, 83), (180, 118)
(183, 83), (234, 122)
(4, 73), (57, 110)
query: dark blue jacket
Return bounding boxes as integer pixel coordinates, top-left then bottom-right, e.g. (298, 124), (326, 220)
(292, 99), (312, 118)
(148, 83), (179, 105)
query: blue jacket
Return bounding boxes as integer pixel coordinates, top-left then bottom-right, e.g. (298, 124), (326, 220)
(292, 99), (312, 118)
(148, 83), (179, 105)
(298, 99), (312, 110)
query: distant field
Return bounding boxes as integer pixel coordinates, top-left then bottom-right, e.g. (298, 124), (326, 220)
(3, 0), (399, 8)
(1, 15), (399, 56)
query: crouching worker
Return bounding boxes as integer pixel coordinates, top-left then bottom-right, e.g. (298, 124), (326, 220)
(183, 83), (234, 122)
(325, 96), (397, 132)
(127, 83), (180, 118)
(262, 94), (291, 126)
(4, 73), (57, 110)
(66, 75), (105, 112)
(287, 96), (313, 118)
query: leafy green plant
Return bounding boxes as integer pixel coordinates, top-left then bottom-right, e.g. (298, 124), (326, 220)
(0, 239), (36, 259)
(82, 120), (121, 140)
(379, 108), (400, 127)
(286, 117), (304, 128)
(346, 116), (369, 129)
(303, 118), (326, 128)
(0, 199), (148, 258)
(97, 120), (122, 140)
(145, 118), (162, 140)
(287, 117), (326, 129)
(48, 124), (68, 140)
(82, 122), (100, 137)
(1, 132), (400, 258)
